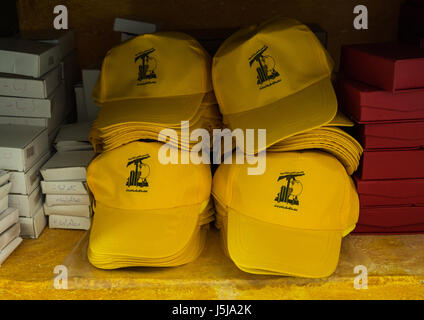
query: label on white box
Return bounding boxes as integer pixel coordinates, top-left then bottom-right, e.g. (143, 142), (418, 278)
(44, 204), (91, 218)
(45, 194), (90, 206)
(41, 180), (88, 195)
(49, 215), (91, 230)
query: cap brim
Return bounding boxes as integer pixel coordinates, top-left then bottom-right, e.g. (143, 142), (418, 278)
(227, 209), (342, 278)
(88, 201), (203, 266)
(96, 93), (205, 128)
(224, 77), (337, 154)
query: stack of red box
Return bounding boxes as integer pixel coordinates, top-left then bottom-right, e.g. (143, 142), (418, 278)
(339, 42), (424, 234)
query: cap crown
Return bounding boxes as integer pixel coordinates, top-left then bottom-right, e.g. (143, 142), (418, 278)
(212, 151), (358, 231)
(87, 141), (212, 210)
(93, 32), (212, 103)
(212, 17), (334, 115)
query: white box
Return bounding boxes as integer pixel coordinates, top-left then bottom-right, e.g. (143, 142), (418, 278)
(44, 204), (91, 218)
(55, 121), (92, 144)
(0, 236), (22, 266)
(49, 214), (91, 230)
(0, 182), (11, 199)
(8, 186), (43, 218)
(8, 151), (50, 195)
(45, 194), (90, 206)
(0, 223), (20, 252)
(19, 205), (46, 239)
(0, 38), (61, 77)
(0, 207), (19, 234)
(113, 18), (158, 35)
(0, 79), (66, 118)
(0, 171), (10, 186)
(82, 68), (100, 121)
(22, 29), (76, 59)
(0, 124), (49, 171)
(0, 195), (8, 214)
(74, 84), (88, 122)
(0, 66), (61, 98)
(41, 180), (88, 195)
(40, 150), (94, 181)
(121, 32), (134, 42)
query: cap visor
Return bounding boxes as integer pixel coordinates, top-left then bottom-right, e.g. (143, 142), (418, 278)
(96, 93), (205, 128)
(227, 209), (342, 278)
(224, 77), (337, 154)
(88, 202), (202, 265)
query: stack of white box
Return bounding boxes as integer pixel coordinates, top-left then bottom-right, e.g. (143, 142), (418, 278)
(40, 150), (95, 231)
(0, 125), (49, 238)
(0, 171), (22, 266)
(0, 31), (77, 239)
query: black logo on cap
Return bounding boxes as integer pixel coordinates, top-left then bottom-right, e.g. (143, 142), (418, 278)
(274, 171), (304, 211)
(126, 154), (150, 192)
(135, 48), (157, 86)
(249, 45), (281, 89)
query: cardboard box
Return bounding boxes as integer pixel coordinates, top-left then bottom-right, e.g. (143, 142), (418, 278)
(357, 120), (424, 150)
(0, 195), (8, 214)
(54, 122), (92, 152)
(40, 150), (94, 181)
(0, 66), (61, 98)
(0, 223), (20, 252)
(360, 149), (424, 180)
(339, 79), (424, 123)
(45, 194), (90, 206)
(82, 68), (100, 121)
(8, 187), (43, 218)
(41, 180), (88, 195)
(21, 29), (76, 59)
(0, 182), (11, 199)
(0, 171), (10, 186)
(355, 176), (424, 207)
(44, 204), (91, 218)
(19, 205), (46, 239)
(341, 43), (424, 92)
(49, 214), (91, 230)
(74, 83), (88, 122)
(0, 78), (66, 118)
(0, 236), (22, 266)
(0, 208), (19, 234)
(113, 18), (158, 35)
(8, 151), (50, 195)
(0, 124), (49, 171)
(354, 206), (424, 234)
(0, 38), (61, 77)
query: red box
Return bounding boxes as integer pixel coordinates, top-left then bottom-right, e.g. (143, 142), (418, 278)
(360, 149), (424, 180)
(357, 120), (424, 149)
(355, 176), (424, 207)
(341, 43), (424, 92)
(354, 206), (424, 234)
(338, 79), (424, 122)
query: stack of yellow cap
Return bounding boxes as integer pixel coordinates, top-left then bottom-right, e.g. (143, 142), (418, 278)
(212, 17), (362, 176)
(89, 32), (223, 153)
(87, 141), (212, 269)
(268, 112), (363, 175)
(212, 151), (359, 278)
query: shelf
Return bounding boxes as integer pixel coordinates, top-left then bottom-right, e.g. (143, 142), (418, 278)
(1, 228), (424, 299)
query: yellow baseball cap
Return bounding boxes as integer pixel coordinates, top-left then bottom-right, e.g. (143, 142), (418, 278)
(212, 17), (337, 153)
(212, 150), (359, 278)
(93, 32), (212, 127)
(86, 141), (212, 269)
